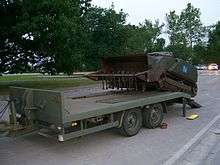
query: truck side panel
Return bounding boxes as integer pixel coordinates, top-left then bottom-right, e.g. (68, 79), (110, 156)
(10, 87), (63, 125)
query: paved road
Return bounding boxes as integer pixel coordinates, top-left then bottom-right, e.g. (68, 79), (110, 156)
(176, 118), (220, 165)
(1, 71), (220, 165)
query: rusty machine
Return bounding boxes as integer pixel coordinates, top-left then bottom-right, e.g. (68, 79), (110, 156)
(87, 52), (198, 97)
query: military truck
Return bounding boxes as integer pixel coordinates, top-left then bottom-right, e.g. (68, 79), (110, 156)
(0, 52), (200, 141)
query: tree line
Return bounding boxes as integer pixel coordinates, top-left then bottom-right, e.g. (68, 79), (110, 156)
(0, 0), (220, 74)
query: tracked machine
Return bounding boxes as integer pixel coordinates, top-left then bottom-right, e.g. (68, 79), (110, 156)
(87, 52), (198, 97)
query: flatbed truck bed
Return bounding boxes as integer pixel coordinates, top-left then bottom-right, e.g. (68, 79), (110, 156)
(65, 91), (190, 121)
(1, 87), (199, 141)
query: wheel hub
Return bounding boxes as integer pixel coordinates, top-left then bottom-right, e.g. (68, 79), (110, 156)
(127, 113), (137, 128)
(150, 107), (161, 124)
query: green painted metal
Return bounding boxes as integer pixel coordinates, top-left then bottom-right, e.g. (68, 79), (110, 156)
(7, 86), (191, 141)
(60, 121), (119, 141)
(63, 92), (190, 122)
(10, 87), (190, 125)
(10, 86), (63, 125)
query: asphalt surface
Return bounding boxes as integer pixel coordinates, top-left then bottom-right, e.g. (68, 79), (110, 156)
(176, 119), (220, 165)
(1, 70), (220, 165)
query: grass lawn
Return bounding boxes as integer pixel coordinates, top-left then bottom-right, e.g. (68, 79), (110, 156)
(0, 74), (96, 95)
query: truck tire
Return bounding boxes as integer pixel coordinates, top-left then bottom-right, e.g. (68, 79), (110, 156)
(143, 103), (164, 128)
(120, 109), (142, 137)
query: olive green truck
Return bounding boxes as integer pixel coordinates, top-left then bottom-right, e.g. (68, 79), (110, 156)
(1, 86), (198, 142)
(0, 52), (201, 141)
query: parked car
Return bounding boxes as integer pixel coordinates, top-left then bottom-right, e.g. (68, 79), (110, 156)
(196, 64), (207, 70)
(208, 63), (218, 70)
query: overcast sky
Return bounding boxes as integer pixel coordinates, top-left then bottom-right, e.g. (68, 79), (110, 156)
(92, 0), (220, 26)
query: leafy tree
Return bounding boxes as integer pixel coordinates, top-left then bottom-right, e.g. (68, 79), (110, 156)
(83, 5), (128, 69)
(165, 44), (191, 61)
(125, 20), (164, 54)
(166, 3), (206, 62)
(207, 22), (220, 64)
(192, 43), (207, 64)
(2, 1), (212, 74)
(0, 0), (28, 74)
(0, 1), (167, 74)
(141, 20), (164, 52)
(166, 11), (186, 46)
(154, 38), (166, 52)
(0, 0), (91, 74)
(180, 3), (206, 49)
(17, 0), (89, 74)
(125, 24), (149, 54)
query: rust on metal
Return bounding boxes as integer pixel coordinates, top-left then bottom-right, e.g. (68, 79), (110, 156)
(86, 52), (198, 97)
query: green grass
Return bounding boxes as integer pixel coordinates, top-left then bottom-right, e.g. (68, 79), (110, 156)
(0, 75), (96, 95)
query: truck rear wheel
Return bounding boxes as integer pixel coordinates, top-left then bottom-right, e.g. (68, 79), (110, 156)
(143, 103), (164, 128)
(120, 109), (142, 137)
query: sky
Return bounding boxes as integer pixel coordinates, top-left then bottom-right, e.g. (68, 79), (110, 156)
(92, 0), (220, 26)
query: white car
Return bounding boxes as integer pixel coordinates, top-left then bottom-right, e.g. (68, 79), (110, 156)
(208, 63), (218, 70)
(196, 64), (207, 70)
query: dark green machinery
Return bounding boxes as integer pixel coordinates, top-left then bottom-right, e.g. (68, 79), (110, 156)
(87, 52), (198, 96)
